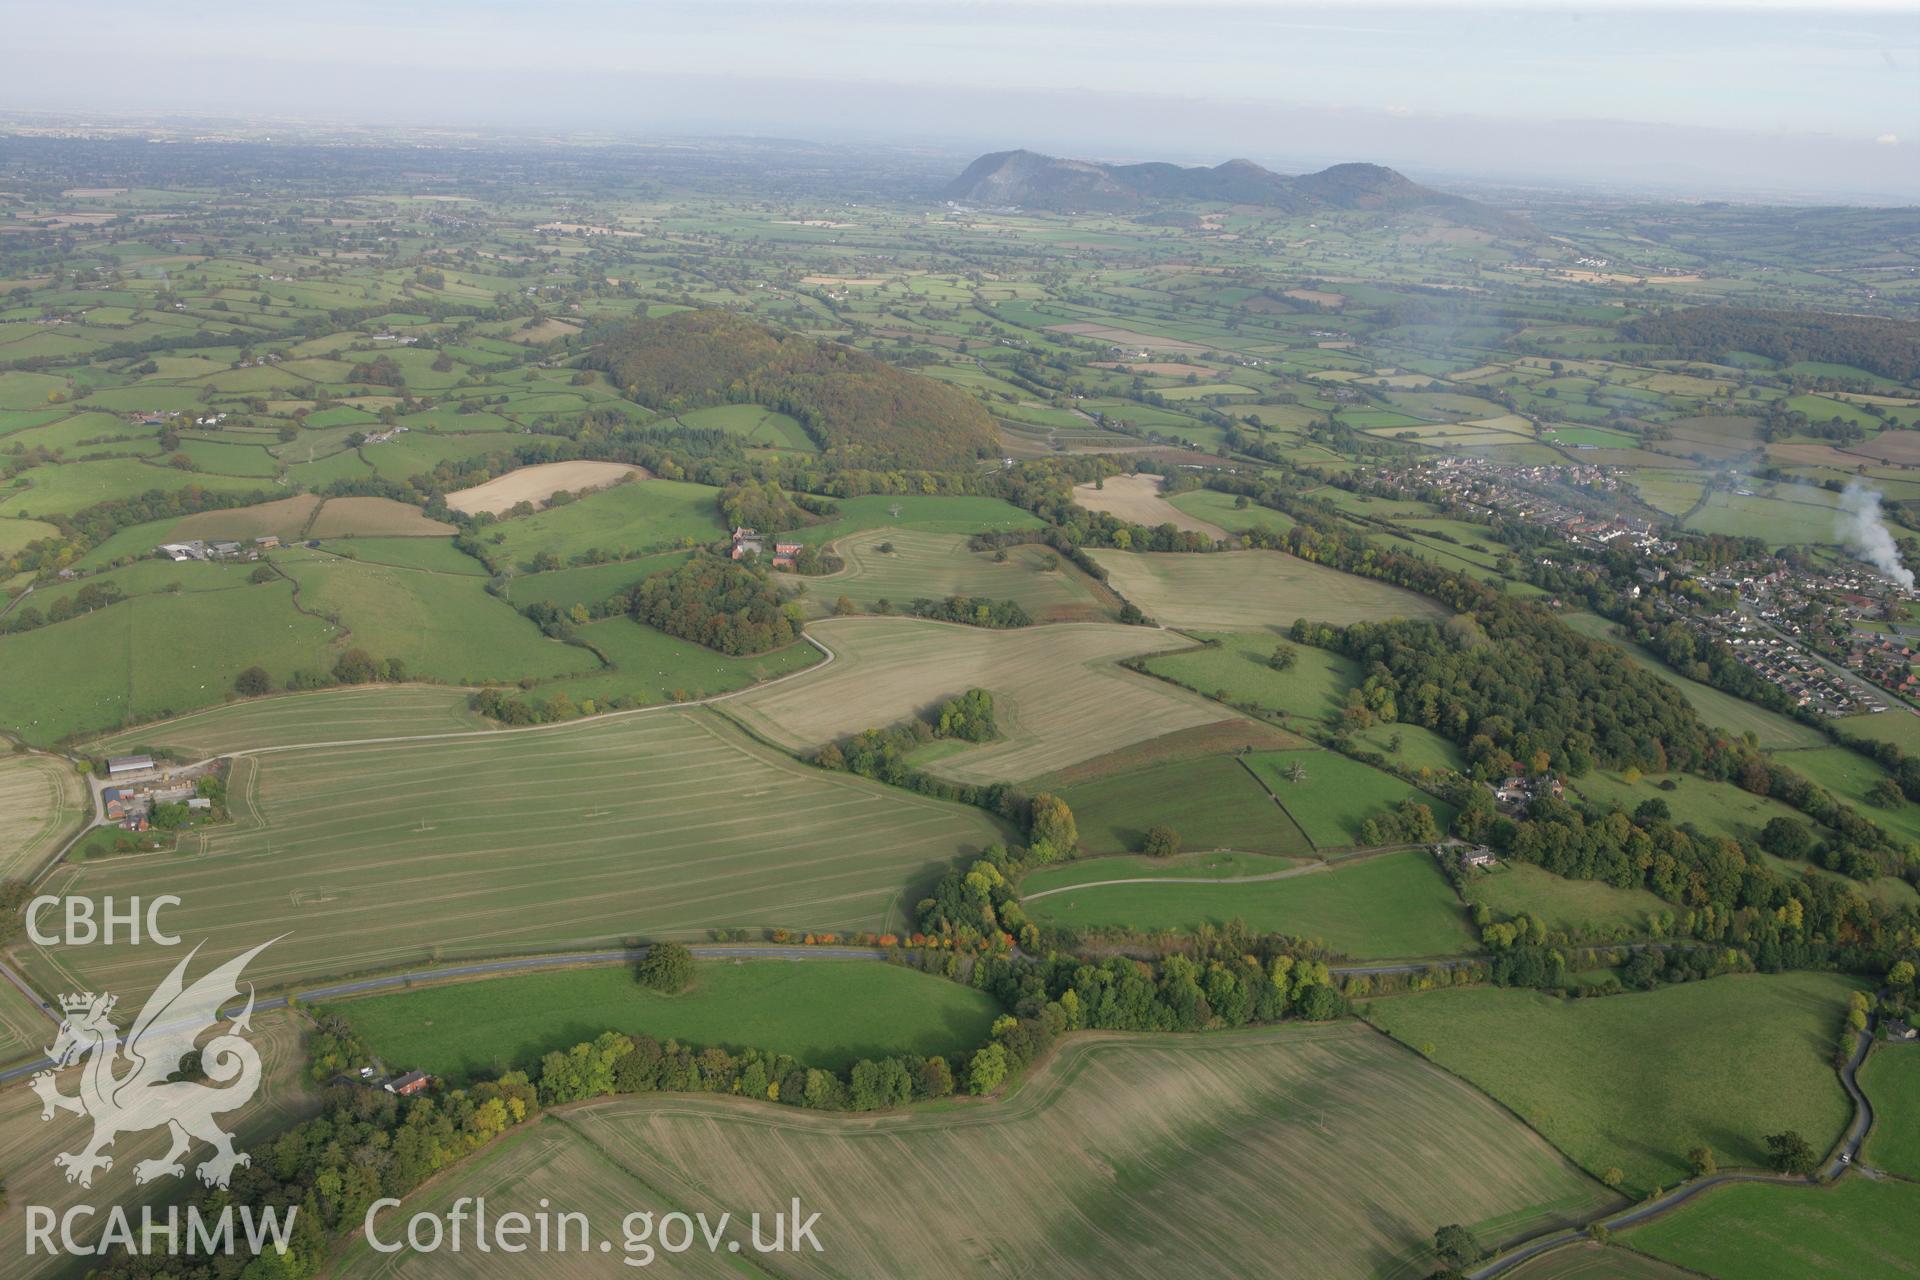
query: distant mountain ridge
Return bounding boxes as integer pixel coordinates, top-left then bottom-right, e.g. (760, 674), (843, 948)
(944, 149), (1520, 229)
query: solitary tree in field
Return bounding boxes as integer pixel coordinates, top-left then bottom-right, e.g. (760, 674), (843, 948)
(1433, 1224), (1481, 1268)
(1285, 761), (1309, 785)
(1268, 643), (1297, 672)
(1765, 1130), (1819, 1176)
(1141, 824), (1180, 858)
(636, 941), (695, 994)
(1028, 793), (1078, 861)
(1688, 1146), (1717, 1177)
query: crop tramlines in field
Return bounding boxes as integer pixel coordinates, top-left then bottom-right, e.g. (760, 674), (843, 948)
(87, 684), (493, 759)
(36, 708), (1005, 996)
(0, 753), (87, 878)
(334, 1024), (1613, 1280)
(0, 1010), (316, 1280)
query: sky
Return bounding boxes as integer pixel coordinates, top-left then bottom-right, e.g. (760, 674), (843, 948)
(4, 1), (1919, 200)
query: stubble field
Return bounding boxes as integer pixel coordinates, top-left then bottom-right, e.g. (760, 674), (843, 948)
(0, 752), (87, 878)
(332, 1023), (1613, 1280)
(0, 1010), (316, 1280)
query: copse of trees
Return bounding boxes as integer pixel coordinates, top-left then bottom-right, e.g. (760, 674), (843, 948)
(1291, 606), (1709, 779)
(814, 696), (1023, 821)
(634, 940), (695, 993)
(91, 1073), (540, 1280)
(1357, 798), (1441, 846)
(346, 354), (406, 387)
(1468, 788), (1917, 972)
(935, 687), (996, 742)
(587, 309), (1000, 470)
(718, 477), (817, 534)
(1623, 305), (1920, 386)
(628, 553), (802, 655)
(906, 595), (1032, 628)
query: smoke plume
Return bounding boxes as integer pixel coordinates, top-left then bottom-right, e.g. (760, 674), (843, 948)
(1840, 481), (1915, 590)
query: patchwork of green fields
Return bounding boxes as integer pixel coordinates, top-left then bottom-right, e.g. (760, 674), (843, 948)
(6, 139), (1919, 1280)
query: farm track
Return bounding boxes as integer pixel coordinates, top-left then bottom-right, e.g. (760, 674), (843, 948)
(1017, 843), (1428, 901)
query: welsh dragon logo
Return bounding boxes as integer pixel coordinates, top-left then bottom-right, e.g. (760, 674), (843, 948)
(32, 939), (275, 1189)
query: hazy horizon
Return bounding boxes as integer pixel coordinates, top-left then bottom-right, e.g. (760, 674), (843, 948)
(4, 1), (1918, 202)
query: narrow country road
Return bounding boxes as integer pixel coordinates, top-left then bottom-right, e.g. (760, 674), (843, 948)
(1469, 1026), (1878, 1278)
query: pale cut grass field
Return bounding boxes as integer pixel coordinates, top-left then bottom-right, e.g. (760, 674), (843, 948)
(333, 1023), (1613, 1280)
(444, 460), (651, 515)
(36, 708), (1006, 997)
(1088, 548), (1448, 630)
(0, 752), (87, 878)
(86, 684), (493, 759)
(728, 617), (1230, 784)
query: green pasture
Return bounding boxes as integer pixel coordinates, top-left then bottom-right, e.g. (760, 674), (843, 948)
(1052, 755), (1312, 856)
(1244, 749), (1457, 848)
(1022, 848), (1474, 958)
(1368, 972), (1863, 1195)
(331, 960), (999, 1080)
(1624, 1177), (1920, 1280)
